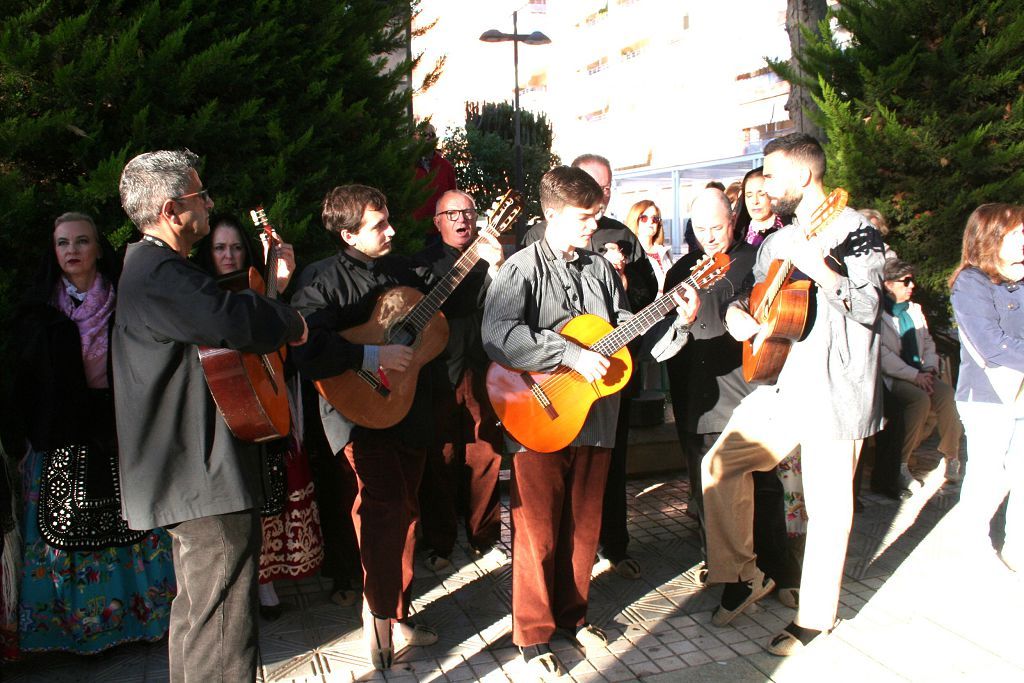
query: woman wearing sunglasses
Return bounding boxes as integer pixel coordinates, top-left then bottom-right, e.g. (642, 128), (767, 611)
(625, 200), (674, 293)
(880, 259), (963, 495)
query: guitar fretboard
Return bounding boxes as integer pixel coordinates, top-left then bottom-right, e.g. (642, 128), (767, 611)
(395, 199), (519, 340)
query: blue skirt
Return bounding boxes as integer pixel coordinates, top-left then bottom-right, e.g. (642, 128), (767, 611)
(18, 448), (176, 655)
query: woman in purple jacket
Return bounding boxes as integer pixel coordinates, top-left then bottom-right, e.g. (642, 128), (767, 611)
(949, 203), (1024, 571)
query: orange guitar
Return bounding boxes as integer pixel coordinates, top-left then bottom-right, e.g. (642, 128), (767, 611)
(487, 253), (730, 453)
(316, 190), (522, 429)
(198, 207), (290, 442)
(742, 188), (849, 383)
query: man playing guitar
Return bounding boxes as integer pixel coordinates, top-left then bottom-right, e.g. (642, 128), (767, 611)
(288, 185), (441, 670)
(482, 166), (699, 678)
(701, 134), (885, 654)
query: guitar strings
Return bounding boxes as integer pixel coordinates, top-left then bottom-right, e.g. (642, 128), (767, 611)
(530, 264), (722, 401)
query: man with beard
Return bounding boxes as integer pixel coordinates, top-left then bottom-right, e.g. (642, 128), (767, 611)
(699, 134), (885, 654)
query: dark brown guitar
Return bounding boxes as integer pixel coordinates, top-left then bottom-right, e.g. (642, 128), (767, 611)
(316, 190), (522, 429)
(487, 253), (730, 453)
(198, 208), (290, 442)
(742, 188), (849, 384)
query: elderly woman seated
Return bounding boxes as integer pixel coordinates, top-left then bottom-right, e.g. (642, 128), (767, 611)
(880, 258), (964, 492)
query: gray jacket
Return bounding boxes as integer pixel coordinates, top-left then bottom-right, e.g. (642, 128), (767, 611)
(746, 207), (885, 440)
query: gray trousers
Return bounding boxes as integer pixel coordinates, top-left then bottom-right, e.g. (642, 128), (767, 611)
(167, 509), (260, 683)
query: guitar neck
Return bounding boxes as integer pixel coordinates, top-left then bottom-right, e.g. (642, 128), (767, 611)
(263, 230), (278, 301)
(590, 274), (699, 356)
(752, 258), (793, 322)
(407, 226), (497, 330)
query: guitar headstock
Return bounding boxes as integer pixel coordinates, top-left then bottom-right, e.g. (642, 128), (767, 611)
(804, 188), (849, 239)
(483, 190), (523, 237)
(249, 207), (274, 235)
(689, 252), (731, 290)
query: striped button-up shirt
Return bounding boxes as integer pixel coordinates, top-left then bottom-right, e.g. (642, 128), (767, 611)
(483, 238), (688, 450)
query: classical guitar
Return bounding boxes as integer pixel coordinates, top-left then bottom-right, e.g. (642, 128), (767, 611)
(198, 208), (290, 442)
(742, 188), (849, 384)
(316, 190), (522, 429)
(487, 253), (731, 453)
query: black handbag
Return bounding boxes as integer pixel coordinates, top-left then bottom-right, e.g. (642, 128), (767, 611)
(38, 443), (148, 550)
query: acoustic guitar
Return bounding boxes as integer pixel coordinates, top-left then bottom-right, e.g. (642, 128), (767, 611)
(198, 208), (290, 442)
(742, 188), (849, 384)
(487, 253), (731, 453)
(316, 190), (522, 429)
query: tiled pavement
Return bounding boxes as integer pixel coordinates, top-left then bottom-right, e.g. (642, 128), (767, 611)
(5, 436), (1022, 682)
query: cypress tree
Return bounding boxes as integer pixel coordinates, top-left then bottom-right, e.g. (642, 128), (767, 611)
(0, 0), (428, 442)
(771, 0), (1024, 315)
(442, 101), (559, 222)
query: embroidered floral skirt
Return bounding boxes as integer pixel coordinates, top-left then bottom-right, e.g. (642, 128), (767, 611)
(15, 448), (175, 657)
(259, 438), (324, 583)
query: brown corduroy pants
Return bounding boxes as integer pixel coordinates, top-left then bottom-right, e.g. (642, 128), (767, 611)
(510, 446), (611, 647)
(343, 433), (426, 620)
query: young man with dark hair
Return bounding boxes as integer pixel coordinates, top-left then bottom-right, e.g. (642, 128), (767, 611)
(701, 133), (885, 654)
(483, 166), (699, 677)
(522, 152), (658, 580)
(289, 185), (439, 670)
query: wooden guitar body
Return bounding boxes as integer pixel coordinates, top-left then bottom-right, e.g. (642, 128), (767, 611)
(486, 314), (632, 453)
(741, 188), (850, 384)
(199, 266), (291, 442)
(315, 286), (449, 429)
(742, 263), (812, 384)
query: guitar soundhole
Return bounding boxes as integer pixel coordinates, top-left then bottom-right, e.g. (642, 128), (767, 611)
(389, 320), (418, 347)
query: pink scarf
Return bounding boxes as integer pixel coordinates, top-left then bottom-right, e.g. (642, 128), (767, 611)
(54, 274), (115, 389)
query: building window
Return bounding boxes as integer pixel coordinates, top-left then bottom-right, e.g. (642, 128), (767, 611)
(621, 39), (649, 61)
(585, 57), (609, 75)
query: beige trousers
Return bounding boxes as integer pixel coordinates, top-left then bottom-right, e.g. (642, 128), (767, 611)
(889, 377), (962, 464)
(702, 388), (862, 631)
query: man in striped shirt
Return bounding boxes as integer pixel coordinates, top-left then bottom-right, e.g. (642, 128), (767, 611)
(482, 166), (699, 677)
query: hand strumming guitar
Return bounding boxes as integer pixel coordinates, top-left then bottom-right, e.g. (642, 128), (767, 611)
(725, 306), (761, 342)
(379, 344), (414, 372)
(572, 348), (611, 383)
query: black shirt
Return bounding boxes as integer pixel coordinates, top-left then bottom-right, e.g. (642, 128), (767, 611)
(663, 241), (757, 434)
(289, 250), (440, 453)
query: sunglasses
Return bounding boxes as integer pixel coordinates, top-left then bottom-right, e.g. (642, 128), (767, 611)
(894, 276), (914, 286)
(638, 214), (662, 225)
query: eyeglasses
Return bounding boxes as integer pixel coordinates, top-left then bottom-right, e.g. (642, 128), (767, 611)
(172, 188), (211, 202)
(638, 214), (662, 225)
(436, 208), (477, 222)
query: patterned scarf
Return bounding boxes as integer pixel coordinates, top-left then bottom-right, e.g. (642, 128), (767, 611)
(54, 273), (116, 388)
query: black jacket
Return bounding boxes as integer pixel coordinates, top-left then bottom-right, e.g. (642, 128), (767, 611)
(112, 238), (305, 529)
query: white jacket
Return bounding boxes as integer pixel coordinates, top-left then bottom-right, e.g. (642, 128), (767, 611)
(880, 300), (938, 387)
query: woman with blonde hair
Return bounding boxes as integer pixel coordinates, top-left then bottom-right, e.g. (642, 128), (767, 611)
(949, 203), (1024, 571)
(625, 199), (673, 293)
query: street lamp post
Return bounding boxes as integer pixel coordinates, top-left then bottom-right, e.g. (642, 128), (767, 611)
(480, 11), (551, 202)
